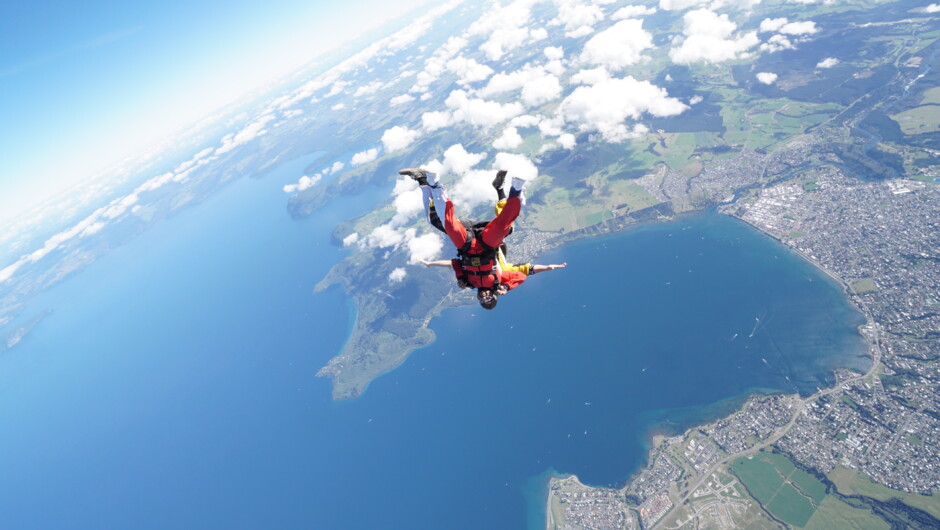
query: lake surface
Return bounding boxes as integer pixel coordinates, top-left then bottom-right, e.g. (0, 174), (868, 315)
(0, 156), (869, 529)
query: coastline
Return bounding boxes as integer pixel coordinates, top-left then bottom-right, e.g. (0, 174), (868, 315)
(543, 209), (882, 530)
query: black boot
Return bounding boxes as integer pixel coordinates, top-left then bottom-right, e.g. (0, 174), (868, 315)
(399, 167), (429, 186)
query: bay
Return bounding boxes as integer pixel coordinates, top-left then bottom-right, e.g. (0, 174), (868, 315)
(0, 155), (869, 529)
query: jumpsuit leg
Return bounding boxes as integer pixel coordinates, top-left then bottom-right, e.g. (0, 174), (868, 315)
(429, 185), (469, 250)
(479, 195), (521, 249)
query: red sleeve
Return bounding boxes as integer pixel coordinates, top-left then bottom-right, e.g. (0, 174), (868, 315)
(498, 270), (527, 291)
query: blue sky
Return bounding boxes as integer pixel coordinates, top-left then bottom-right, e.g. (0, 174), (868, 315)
(0, 0), (436, 222)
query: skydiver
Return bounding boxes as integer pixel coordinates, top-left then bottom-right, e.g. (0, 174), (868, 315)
(400, 167), (565, 310)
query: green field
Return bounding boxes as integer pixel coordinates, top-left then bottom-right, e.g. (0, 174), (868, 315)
(891, 105), (940, 134)
(768, 483), (816, 527)
(829, 466), (940, 520)
(733, 452), (828, 527)
(850, 278), (878, 293)
(920, 87), (940, 105)
(805, 496), (890, 530)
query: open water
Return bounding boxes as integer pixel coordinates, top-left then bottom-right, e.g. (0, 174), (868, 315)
(0, 155), (869, 529)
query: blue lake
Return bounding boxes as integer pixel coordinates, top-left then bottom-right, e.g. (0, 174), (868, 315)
(0, 155), (869, 529)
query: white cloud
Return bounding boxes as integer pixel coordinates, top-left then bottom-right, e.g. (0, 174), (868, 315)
(354, 81), (384, 97)
(351, 148), (380, 166)
(659, 0), (708, 10)
(759, 17), (788, 32)
(494, 152), (539, 181)
(493, 126), (524, 149)
(580, 19), (654, 71)
(669, 9), (759, 64)
(816, 57), (840, 68)
(477, 64), (562, 107)
(215, 113), (275, 155)
(689, 95), (704, 104)
(438, 143), (487, 176)
(510, 115), (541, 128)
(0, 261), (24, 283)
(522, 74), (561, 107)
(342, 233), (360, 247)
(756, 72), (778, 84)
(389, 268), (407, 283)
(283, 174), (322, 194)
(390, 94), (416, 106)
(571, 67), (611, 86)
(447, 56), (495, 85)
(924, 4), (940, 13)
(613, 5), (657, 18)
(468, 0), (538, 61)
(544, 46), (564, 60)
(382, 126), (421, 152)
(558, 133), (577, 149)
(560, 76), (687, 142)
(329, 161), (345, 174)
(325, 80), (350, 98)
(779, 21), (818, 35)
(422, 111), (454, 131)
(760, 34), (795, 53)
(406, 233), (443, 263)
(553, 2), (604, 37)
(445, 89), (524, 128)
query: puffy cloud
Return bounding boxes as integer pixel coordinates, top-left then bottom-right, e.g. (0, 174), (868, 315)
(390, 179), (424, 225)
(215, 113), (275, 155)
(422, 111), (454, 131)
(510, 115), (541, 128)
(406, 233), (443, 263)
(558, 133), (577, 149)
(659, 0), (708, 10)
(468, 0), (538, 60)
(447, 56), (494, 85)
(493, 126), (524, 149)
(756, 72), (778, 84)
(354, 81), (383, 97)
(479, 65), (560, 107)
(390, 94), (416, 106)
(438, 143), (487, 176)
(613, 5), (657, 18)
(325, 80), (350, 98)
(816, 57), (840, 68)
(570, 67), (612, 85)
(760, 34), (794, 53)
(382, 126), (421, 152)
(580, 19), (654, 70)
(544, 46), (564, 60)
(779, 21), (818, 35)
(342, 233), (360, 247)
(329, 161), (345, 174)
(351, 148), (380, 166)
(522, 74), (561, 107)
(445, 90), (524, 128)
(331, 103), (346, 111)
(494, 152), (539, 181)
(552, 2), (604, 37)
(389, 268), (407, 282)
(411, 36), (468, 93)
(560, 76), (687, 142)
(689, 95), (704, 104)
(283, 174), (322, 194)
(669, 9), (759, 64)
(925, 4), (940, 13)
(759, 17), (788, 32)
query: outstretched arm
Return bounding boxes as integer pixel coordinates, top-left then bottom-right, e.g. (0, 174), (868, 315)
(420, 260), (453, 268)
(530, 263), (567, 274)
